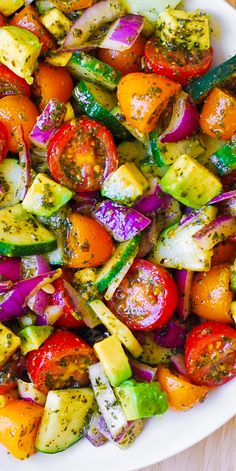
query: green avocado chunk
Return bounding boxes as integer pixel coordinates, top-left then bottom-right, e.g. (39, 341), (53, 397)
(18, 325), (53, 355)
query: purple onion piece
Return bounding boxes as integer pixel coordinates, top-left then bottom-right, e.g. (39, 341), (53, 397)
(22, 255), (51, 320)
(219, 196), (236, 217)
(84, 412), (107, 447)
(192, 215), (236, 249)
(0, 280), (13, 291)
(159, 92), (199, 143)
(161, 198), (182, 230)
(97, 415), (143, 449)
(154, 319), (187, 349)
(99, 14), (144, 51)
(63, 0), (123, 49)
(29, 99), (66, 149)
(17, 379), (46, 406)
(179, 211), (200, 228)
(208, 190), (236, 205)
(175, 269), (193, 320)
(0, 268), (62, 322)
(129, 357), (157, 382)
(15, 125), (31, 200)
(93, 200), (151, 242)
(65, 281), (100, 328)
(170, 353), (187, 376)
(0, 256), (21, 282)
(134, 182), (173, 214)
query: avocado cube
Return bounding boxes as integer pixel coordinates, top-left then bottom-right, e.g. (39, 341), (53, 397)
(0, 323), (21, 366)
(41, 8), (72, 41)
(101, 163), (149, 206)
(46, 50), (72, 67)
(0, 26), (41, 84)
(94, 335), (132, 387)
(115, 379), (168, 420)
(18, 325), (53, 355)
(161, 154), (222, 209)
(22, 173), (74, 217)
(157, 8), (210, 51)
(0, 0), (24, 16)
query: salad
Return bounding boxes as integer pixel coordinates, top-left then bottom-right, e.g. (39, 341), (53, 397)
(0, 0), (235, 461)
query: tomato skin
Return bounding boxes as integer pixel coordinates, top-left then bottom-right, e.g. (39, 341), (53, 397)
(0, 352), (25, 395)
(0, 121), (9, 162)
(0, 64), (31, 99)
(52, 277), (85, 328)
(27, 330), (97, 394)
(191, 264), (233, 324)
(98, 35), (146, 75)
(185, 322), (236, 387)
(10, 6), (55, 54)
(0, 13), (6, 26)
(108, 259), (179, 331)
(48, 117), (118, 192)
(0, 96), (38, 153)
(50, 0), (94, 13)
(200, 87), (236, 140)
(32, 63), (73, 111)
(67, 213), (114, 269)
(211, 240), (236, 265)
(145, 37), (213, 85)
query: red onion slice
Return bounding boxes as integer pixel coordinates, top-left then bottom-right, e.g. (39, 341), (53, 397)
(175, 269), (193, 320)
(29, 99), (66, 149)
(192, 215), (236, 250)
(170, 353), (187, 376)
(159, 91), (199, 143)
(129, 357), (157, 382)
(15, 126), (31, 200)
(99, 14), (144, 51)
(154, 319), (187, 349)
(18, 379), (46, 406)
(208, 190), (236, 205)
(84, 413), (108, 447)
(0, 256), (21, 282)
(97, 415), (143, 449)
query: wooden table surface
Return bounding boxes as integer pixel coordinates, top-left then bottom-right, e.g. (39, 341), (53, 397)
(139, 416), (236, 471)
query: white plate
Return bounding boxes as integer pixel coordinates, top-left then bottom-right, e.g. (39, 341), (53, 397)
(1, 0), (236, 469)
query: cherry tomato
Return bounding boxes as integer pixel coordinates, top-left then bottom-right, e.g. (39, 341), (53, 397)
(0, 96), (38, 153)
(0, 64), (31, 99)
(185, 322), (236, 386)
(48, 117), (118, 192)
(0, 121), (9, 162)
(145, 36), (213, 85)
(157, 366), (209, 411)
(67, 213), (114, 269)
(211, 240), (236, 265)
(32, 63), (73, 111)
(0, 352), (25, 394)
(27, 330), (97, 394)
(98, 35), (146, 75)
(191, 264), (234, 324)
(52, 277), (85, 328)
(200, 87), (236, 140)
(50, 0), (94, 13)
(108, 259), (179, 331)
(10, 5), (55, 54)
(0, 13), (6, 26)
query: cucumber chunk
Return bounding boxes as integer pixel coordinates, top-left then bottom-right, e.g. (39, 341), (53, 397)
(0, 158), (23, 209)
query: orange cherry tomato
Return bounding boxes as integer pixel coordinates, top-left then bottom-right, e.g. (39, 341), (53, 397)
(98, 35), (146, 75)
(67, 213), (114, 268)
(0, 13), (6, 26)
(211, 240), (236, 265)
(157, 366), (209, 411)
(0, 96), (38, 153)
(191, 264), (233, 324)
(0, 400), (43, 459)
(50, 0), (95, 13)
(10, 5), (55, 54)
(32, 63), (73, 111)
(200, 87), (236, 140)
(117, 72), (181, 133)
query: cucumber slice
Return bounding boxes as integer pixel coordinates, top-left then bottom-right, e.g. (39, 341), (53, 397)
(210, 140), (236, 175)
(35, 0), (54, 14)
(73, 81), (130, 139)
(111, 106), (149, 144)
(185, 54), (236, 102)
(67, 52), (122, 91)
(0, 204), (57, 256)
(150, 132), (204, 166)
(95, 235), (141, 292)
(0, 158), (23, 209)
(35, 388), (95, 453)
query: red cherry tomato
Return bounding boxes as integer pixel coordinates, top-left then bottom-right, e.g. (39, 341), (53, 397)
(27, 330), (97, 394)
(52, 277), (85, 328)
(145, 37), (213, 85)
(108, 259), (178, 331)
(0, 64), (31, 99)
(48, 117), (118, 192)
(185, 322), (236, 387)
(0, 13), (6, 26)
(98, 35), (146, 75)
(0, 121), (9, 161)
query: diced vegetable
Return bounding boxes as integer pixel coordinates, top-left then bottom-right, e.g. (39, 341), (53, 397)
(0, 256), (21, 282)
(192, 215), (236, 250)
(175, 269), (193, 320)
(0, 0), (24, 16)
(99, 14), (144, 51)
(129, 357), (157, 382)
(0, 323), (21, 366)
(40, 8), (71, 41)
(93, 335), (132, 387)
(210, 140), (236, 176)
(29, 99), (66, 149)
(84, 412), (107, 447)
(17, 379), (47, 406)
(120, 0), (181, 26)
(97, 414), (143, 449)
(18, 325), (53, 355)
(136, 332), (172, 366)
(154, 319), (187, 349)
(150, 134), (204, 167)
(15, 126), (31, 201)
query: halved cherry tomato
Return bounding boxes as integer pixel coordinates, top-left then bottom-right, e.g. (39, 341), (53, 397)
(52, 277), (85, 328)
(0, 96), (38, 153)
(10, 6), (55, 54)
(50, 0), (94, 13)
(200, 87), (236, 140)
(67, 213), (114, 269)
(32, 63), (73, 111)
(211, 240), (236, 265)
(0, 13), (6, 26)
(185, 322), (236, 386)
(108, 259), (178, 331)
(145, 36), (213, 85)
(0, 64), (31, 99)
(0, 121), (8, 162)
(157, 366), (209, 411)
(117, 72), (181, 133)
(27, 330), (97, 394)
(0, 352), (25, 395)
(191, 264), (234, 324)
(98, 35), (146, 75)
(48, 117), (118, 192)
